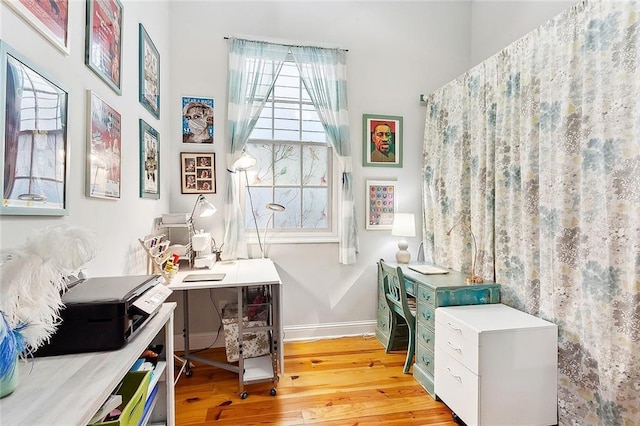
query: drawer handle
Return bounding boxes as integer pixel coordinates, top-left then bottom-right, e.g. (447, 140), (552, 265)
(447, 341), (462, 353)
(447, 322), (463, 334)
(446, 367), (462, 383)
(422, 312), (431, 320)
(421, 334), (431, 343)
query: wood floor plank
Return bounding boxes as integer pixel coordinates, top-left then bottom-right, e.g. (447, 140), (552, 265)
(175, 336), (456, 425)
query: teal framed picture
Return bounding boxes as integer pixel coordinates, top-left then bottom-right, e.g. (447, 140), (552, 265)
(139, 119), (160, 199)
(0, 41), (70, 216)
(139, 24), (160, 118)
(362, 114), (403, 168)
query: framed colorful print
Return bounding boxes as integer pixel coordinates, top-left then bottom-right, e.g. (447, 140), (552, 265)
(139, 24), (160, 119)
(182, 96), (214, 144)
(0, 41), (69, 216)
(2, 0), (71, 55)
(139, 119), (160, 199)
(86, 90), (121, 199)
(366, 180), (397, 230)
(85, 0), (123, 95)
(362, 114), (403, 168)
(180, 152), (215, 194)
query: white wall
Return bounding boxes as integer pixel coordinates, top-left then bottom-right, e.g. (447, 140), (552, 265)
(0, 1), (574, 348)
(0, 1), (172, 277)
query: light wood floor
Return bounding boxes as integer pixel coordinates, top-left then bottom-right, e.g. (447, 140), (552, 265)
(174, 336), (456, 425)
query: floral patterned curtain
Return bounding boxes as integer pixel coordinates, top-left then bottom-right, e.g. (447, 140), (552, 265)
(423, 1), (640, 424)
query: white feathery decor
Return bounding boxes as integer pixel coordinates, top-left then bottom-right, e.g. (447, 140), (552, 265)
(0, 224), (97, 373)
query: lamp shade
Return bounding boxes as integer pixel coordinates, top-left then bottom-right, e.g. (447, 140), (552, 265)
(392, 213), (416, 237)
(233, 151), (257, 171)
(191, 194), (217, 219)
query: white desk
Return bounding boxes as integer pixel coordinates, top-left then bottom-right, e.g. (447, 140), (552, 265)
(168, 258), (283, 396)
(0, 303), (176, 425)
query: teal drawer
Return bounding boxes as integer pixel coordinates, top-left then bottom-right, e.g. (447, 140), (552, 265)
(416, 343), (435, 374)
(417, 322), (435, 352)
(377, 298), (390, 333)
(417, 302), (435, 328)
(436, 285), (500, 306)
(416, 285), (435, 305)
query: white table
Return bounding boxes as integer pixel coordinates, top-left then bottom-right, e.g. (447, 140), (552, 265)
(0, 303), (176, 425)
(168, 258), (283, 397)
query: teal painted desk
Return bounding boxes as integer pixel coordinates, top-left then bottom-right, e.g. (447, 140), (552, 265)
(375, 262), (500, 397)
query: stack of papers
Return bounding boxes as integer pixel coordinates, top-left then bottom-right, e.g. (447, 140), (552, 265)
(408, 264), (449, 275)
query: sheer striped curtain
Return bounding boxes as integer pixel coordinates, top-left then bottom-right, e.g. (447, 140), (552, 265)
(222, 39), (288, 259)
(290, 46), (358, 264)
(423, 1), (640, 424)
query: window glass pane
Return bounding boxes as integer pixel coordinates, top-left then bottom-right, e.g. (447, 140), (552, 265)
(303, 146), (328, 186)
(302, 120), (324, 133)
(274, 144), (300, 185)
(273, 105), (298, 120)
(250, 128), (272, 140)
(302, 188), (328, 228)
(302, 131), (326, 143)
(245, 144), (273, 186)
(274, 187), (301, 228)
(274, 118), (299, 131)
(274, 86), (299, 100)
(244, 187), (272, 228)
(274, 129), (299, 140)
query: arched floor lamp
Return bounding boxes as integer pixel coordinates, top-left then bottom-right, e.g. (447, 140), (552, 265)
(262, 202), (286, 258)
(233, 152), (264, 257)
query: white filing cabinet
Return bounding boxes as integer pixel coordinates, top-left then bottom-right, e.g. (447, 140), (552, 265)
(434, 303), (557, 426)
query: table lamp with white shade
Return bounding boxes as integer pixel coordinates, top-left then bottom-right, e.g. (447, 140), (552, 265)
(392, 213), (416, 264)
(190, 194), (217, 268)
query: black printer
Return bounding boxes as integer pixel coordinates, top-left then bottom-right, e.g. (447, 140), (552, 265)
(35, 274), (171, 357)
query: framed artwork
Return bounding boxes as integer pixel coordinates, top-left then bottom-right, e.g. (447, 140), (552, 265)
(180, 152), (215, 194)
(182, 96), (214, 144)
(86, 90), (121, 199)
(366, 180), (397, 230)
(85, 0), (123, 95)
(139, 119), (160, 199)
(0, 41), (69, 216)
(139, 24), (160, 118)
(2, 0), (71, 55)
(362, 114), (403, 168)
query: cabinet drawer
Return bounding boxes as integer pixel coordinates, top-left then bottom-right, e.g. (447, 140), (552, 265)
(377, 297), (390, 330)
(435, 310), (479, 373)
(417, 302), (435, 328)
(415, 343), (435, 373)
(417, 322), (435, 352)
(435, 346), (479, 425)
(416, 285), (435, 306)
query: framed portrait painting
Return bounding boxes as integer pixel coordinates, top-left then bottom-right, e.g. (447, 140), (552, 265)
(362, 114), (403, 168)
(180, 152), (215, 194)
(139, 119), (160, 199)
(139, 24), (160, 118)
(182, 96), (214, 144)
(366, 180), (397, 230)
(2, 0), (71, 54)
(85, 0), (123, 95)
(1, 41), (69, 216)
(86, 90), (121, 199)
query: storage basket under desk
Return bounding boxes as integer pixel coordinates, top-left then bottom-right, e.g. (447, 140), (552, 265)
(90, 370), (151, 426)
(222, 297), (271, 363)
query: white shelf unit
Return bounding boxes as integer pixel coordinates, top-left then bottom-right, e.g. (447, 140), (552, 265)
(434, 303), (558, 426)
(159, 221), (194, 268)
(0, 303), (176, 426)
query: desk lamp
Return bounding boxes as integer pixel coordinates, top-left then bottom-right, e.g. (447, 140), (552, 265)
(392, 213), (415, 264)
(233, 151), (263, 257)
(446, 221), (483, 284)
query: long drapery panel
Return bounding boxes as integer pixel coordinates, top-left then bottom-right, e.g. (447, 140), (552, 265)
(423, 1), (640, 424)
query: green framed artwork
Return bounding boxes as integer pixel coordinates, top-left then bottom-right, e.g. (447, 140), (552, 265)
(85, 0), (123, 95)
(139, 23), (160, 118)
(362, 114), (403, 168)
(139, 119), (160, 199)
(1, 41), (70, 216)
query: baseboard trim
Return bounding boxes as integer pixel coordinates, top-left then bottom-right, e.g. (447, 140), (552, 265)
(173, 320), (377, 351)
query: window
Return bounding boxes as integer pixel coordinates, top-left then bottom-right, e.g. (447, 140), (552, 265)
(243, 60), (336, 241)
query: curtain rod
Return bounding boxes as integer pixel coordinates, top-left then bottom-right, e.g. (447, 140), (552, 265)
(223, 36), (348, 52)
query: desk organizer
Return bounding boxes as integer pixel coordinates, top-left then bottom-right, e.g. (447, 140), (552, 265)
(91, 370), (151, 426)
